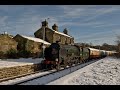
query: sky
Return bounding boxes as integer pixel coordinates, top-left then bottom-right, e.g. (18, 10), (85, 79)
(0, 5), (120, 45)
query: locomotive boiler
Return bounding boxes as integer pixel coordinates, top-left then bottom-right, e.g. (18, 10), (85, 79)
(41, 43), (81, 69)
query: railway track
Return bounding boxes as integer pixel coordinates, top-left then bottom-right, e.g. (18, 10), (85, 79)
(0, 58), (103, 85)
(0, 69), (48, 83)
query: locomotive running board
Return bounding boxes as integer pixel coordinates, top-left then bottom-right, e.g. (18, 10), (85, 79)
(0, 58), (102, 85)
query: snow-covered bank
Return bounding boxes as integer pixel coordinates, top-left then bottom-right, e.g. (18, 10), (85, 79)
(47, 57), (120, 85)
(0, 58), (43, 68)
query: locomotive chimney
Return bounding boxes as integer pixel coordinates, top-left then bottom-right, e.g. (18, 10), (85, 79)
(52, 24), (58, 31)
(63, 28), (68, 35)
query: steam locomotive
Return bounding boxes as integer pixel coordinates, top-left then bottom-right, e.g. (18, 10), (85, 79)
(41, 42), (117, 70)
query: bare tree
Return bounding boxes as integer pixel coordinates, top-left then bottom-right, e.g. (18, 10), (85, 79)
(115, 35), (120, 52)
(89, 42), (93, 47)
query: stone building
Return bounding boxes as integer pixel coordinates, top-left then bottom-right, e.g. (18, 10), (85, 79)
(13, 34), (50, 57)
(34, 20), (74, 45)
(0, 33), (18, 54)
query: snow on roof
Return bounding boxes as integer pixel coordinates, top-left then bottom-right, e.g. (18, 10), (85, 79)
(87, 48), (117, 53)
(20, 35), (51, 45)
(106, 51), (118, 53)
(99, 50), (106, 52)
(54, 30), (73, 38)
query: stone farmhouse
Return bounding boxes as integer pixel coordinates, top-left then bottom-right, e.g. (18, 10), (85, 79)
(34, 20), (74, 45)
(13, 34), (50, 58)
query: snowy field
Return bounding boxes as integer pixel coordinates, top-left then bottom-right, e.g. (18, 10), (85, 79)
(47, 57), (120, 85)
(0, 58), (43, 68)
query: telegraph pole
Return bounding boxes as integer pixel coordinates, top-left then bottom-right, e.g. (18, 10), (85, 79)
(42, 26), (45, 59)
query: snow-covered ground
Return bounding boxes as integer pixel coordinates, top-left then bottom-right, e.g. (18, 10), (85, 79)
(47, 57), (120, 85)
(1, 57), (120, 85)
(0, 58), (43, 68)
(0, 58), (98, 85)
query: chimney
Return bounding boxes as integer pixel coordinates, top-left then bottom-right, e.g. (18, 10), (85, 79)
(52, 24), (58, 31)
(4, 31), (8, 34)
(41, 19), (48, 27)
(63, 28), (68, 35)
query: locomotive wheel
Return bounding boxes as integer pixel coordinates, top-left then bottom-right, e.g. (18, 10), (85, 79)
(50, 64), (54, 70)
(63, 62), (67, 68)
(56, 63), (60, 71)
(40, 63), (46, 69)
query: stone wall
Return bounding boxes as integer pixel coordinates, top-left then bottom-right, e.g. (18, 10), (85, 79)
(45, 28), (54, 43)
(59, 35), (66, 44)
(13, 34), (26, 51)
(0, 63), (41, 80)
(26, 40), (50, 58)
(66, 37), (71, 44)
(53, 33), (61, 43)
(0, 34), (18, 54)
(26, 40), (41, 53)
(70, 38), (74, 45)
(34, 28), (44, 39)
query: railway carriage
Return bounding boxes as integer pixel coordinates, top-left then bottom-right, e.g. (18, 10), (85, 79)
(106, 51), (112, 56)
(106, 51), (118, 56)
(82, 47), (101, 60)
(100, 50), (107, 57)
(89, 48), (101, 59)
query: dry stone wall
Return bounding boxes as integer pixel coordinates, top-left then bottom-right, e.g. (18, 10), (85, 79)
(0, 63), (41, 80)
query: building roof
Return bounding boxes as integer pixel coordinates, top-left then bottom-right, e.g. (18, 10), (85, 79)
(87, 47), (100, 51)
(43, 27), (73, 38)
(18, 34), (51, 45)
(53, 30), (73, 38)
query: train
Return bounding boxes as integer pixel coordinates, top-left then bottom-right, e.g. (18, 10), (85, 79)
(41, 42), (118, 70)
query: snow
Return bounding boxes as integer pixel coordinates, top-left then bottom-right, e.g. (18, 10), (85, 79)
(87, 47), (100, 51)
(1, 57), (120, 85)
(0, 58), (43, 68)
(18, 59), (98, 85)
(47, 57), (120, 85)
(0, 58), (97, 85)
(54, 30), (73, 38)
(20, 35), (51, 45)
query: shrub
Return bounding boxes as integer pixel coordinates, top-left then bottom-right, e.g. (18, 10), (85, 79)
(6, 49), (18, 59)
(0, 51), (6, 59)
(0, 51), (4, 56)
(18, 50), (31, 58)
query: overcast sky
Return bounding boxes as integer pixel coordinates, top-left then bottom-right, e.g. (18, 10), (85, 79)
(0, 5), (120, 45)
